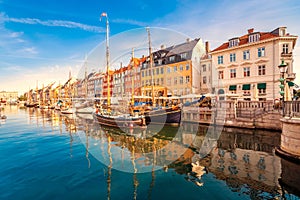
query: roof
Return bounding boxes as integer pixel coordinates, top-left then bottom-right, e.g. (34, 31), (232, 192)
(140, 38), (200, 69)
(211, 27), (297, 53)
(166, 38), (200, 58)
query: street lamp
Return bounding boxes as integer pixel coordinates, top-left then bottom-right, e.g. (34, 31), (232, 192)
(278, 59), (288, 115)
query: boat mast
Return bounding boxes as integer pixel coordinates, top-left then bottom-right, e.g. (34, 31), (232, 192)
(147, 28), (155, 106)
(131, 48), (135, 106)
(84, 54), (88, 99)
(101, 12), (111, 111)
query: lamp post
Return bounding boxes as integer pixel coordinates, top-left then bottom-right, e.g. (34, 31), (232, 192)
(278, 59), (288, 116)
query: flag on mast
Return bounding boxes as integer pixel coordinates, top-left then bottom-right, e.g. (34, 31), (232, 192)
(100, 12), (107, 21)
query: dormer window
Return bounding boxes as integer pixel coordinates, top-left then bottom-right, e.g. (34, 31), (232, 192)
(169, 56), (175, 62)
(248, 33), (260, 43)
(180, 52), (187, 60)
(229, 38), (239, 48)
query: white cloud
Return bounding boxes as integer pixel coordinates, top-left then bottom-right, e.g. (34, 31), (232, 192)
(112, 18), (147, 27)
(1, 12), (104, 33)
(19, 47), (38, 55)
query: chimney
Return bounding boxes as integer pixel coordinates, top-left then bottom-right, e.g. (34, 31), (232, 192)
(248, 28), (254, 34)
(160, 45), (165, 50)
(205, 41), (210, 54)
(186, 38), (190, 43)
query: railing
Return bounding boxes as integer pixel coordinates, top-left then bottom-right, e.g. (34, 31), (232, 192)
(236, 101), (277, 119)
(286, 73), (296, 80)
(283, 101), (300, 118)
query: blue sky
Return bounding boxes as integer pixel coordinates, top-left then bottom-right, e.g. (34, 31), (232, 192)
(1, 0), (300, 93)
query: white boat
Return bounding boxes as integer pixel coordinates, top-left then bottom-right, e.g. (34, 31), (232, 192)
(75, 100), (94, 114)
(61, 107), (75, 114)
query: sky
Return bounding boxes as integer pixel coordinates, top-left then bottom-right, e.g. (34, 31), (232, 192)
(1, 0), (300, 94)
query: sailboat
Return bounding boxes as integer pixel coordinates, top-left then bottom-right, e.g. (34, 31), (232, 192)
(93, 12), (146, 128)
(75, 55), (95, 114)
(61, 76), (76, 115)
(142, 28), (182, 126)
(25, 88), (37, 107)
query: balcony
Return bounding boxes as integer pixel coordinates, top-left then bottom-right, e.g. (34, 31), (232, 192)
(258, 93), (267, 96)
(281, 52), (293, 57)
(286, 73), (296, 80)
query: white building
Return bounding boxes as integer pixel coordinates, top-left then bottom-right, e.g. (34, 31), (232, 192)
(210, 27), (297, 101)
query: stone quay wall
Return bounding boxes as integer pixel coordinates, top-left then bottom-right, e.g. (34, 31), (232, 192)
(182, 100), (282, 131)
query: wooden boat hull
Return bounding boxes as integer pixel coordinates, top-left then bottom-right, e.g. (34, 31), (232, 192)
(26, 103), (38, 108)
(93, 112), (145, 128)
(145, 108), (181, 126)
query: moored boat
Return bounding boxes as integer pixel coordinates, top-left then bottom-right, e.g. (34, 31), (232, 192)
(93, 111), (145, 128)
(144, 106), (181, 126)
(93, 12), (146, 129)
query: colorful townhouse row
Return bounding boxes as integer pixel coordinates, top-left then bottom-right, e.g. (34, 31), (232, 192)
(25, 26), (298, 103)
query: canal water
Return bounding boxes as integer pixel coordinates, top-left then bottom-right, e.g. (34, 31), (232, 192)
(0, 105), (299, 200)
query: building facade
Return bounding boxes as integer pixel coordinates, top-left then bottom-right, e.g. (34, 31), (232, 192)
(140, 38), (205, 97)
(210, 27), (298, 101)
(0, 91), (18, 102)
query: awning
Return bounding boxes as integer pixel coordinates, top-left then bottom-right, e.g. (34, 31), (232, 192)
(257, 83), (266, 89)
(288, 81), (295, 87)
(229, 85), (237, 90)
(242, 84), (251, 90)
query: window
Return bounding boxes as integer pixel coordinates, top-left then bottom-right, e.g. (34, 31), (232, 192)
(179, 65), (183, 71)
(174, 77), (177, 85)
(230, 69), (236, 78)
(174, 66), (177, 72)
(229, 38), (239, 48)
(142, 71), (144, 77)
(180, 53), (187, 60)
(156, 78), (159, 85)
(259, 88), (266, 94)
(169, 56), (175, 62)
(167, 78), (171, 86)
(257, 83), (266, 94)
(156, 68), (159, 75)
(186, 64), (190, 70)
(160, 78), (164, 85)
(167, 67), (171, 73)
(202, 64), (206, 72)
(218, 71), (224, 79)
(244, 67), (250, 77)
(248, 33), (260, 43)
(243, 50), (250, 60)
(229, 85), (237, 94)
(218, 55), (223, 64)
(283, 44), (289, 54)
(180, 76), (183, 84)
(258, 65), (265, 75)
(203, 76), (207, 84)
(258, 47), (265, 57)
(183, 76), (189, 84)
(160, 67), (164, 74)
(148, 69), (151, 76)
(230, 53), (236, 62)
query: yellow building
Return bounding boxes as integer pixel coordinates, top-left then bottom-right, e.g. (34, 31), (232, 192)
(140, 38), (205, 98)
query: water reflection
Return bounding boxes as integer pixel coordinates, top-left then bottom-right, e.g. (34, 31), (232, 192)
(17, 107), (300, 199)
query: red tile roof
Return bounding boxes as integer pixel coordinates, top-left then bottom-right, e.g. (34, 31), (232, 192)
(211, 31), (279, 52)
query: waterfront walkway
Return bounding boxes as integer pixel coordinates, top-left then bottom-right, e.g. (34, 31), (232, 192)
(182, 100), (300, 131)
